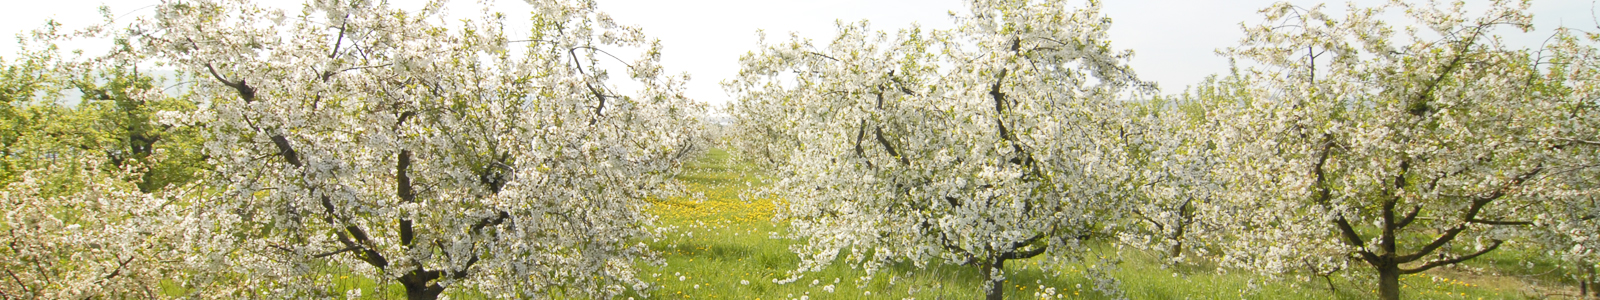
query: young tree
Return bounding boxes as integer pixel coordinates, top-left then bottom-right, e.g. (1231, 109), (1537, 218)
(725, 0), (1145, 298)
(721, 92), (799, 169)
(109, 0), (701, 298)
(1212, 1), (1595, 299)
(1116, 73), (1247, 265)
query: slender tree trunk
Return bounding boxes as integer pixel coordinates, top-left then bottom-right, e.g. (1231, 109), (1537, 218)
(1377, 262), (1401, 300)
(1167, 221), (1187, 259)
(1321, 274), (1338, 293)
(1582, 263), (1589, 298)
(981, 258), (1008, 300)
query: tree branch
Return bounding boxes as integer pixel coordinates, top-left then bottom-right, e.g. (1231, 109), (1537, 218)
(1395, 166), (1540, 263)
(313, 246), (361, 258)
(873, 126), (909, 165)
(398, 149), (417, 248)
(320, 195), (388, 269)
(1407, 26), (1482, 116)
(203, 63), (255, 103)
(853, 119), (873, 169)
(1000, 234), (1049, 260)
(568, 48), (613, 124)
(6, 268), (31, 296)
(1557, 137), (1600, 146)
(805, 51), (841, 62)
(1130, 208), (1165, 232)
(1398, 225), (1466, 262)
(1401, 239), (1503, 274)
(1310, 140), (1367, 253)
(437, 210), (511, 280)
(1395, 205), (1422, 229)
(98, 255), (135, 282)
(1465, 218), (1534, 226)
(269, 135), (302, 168)
(887, 75), (920, 97)
(469, 211), (511, 237)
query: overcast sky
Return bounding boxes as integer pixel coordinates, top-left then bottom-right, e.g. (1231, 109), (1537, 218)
(1, 0), (1593, 106)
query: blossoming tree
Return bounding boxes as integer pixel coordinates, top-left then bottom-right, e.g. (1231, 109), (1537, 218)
(721, 90), (799, 169)
(1211, 1), (1596, 299)
(725, 0), (1146, 298)
(1525, 25), (1600, 297)
(1115, 73), (1247, 264)
(111, 0), (702, 298)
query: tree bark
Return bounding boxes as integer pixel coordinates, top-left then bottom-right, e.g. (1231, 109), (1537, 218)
(401, 270), (445, 300)
(1377, 262), (1401, 300)
(1168, 199), (1193, 259)
(980, 258), (1008, 300)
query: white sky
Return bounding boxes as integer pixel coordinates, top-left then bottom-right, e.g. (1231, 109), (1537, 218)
(2, 0), (1593, 107)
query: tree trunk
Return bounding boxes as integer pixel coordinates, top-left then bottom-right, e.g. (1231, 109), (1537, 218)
(981, 258), (1007, 300)
(401, 270), (445, 300)
(1377, 262), (1401, 300)
(1168, 199), (1193, 259)
(1587, 265), (1599, 299)
(1589, 265), (1598, 298)
(403, 281), (444, 300)
(1167, 228), (1185, 259)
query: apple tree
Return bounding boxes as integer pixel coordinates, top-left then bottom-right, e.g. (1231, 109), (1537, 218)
(111, 0), (703, 298)
(725, 0), (1147, 299)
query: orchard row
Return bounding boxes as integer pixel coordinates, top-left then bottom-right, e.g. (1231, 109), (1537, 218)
(2, 1), (1596, 300)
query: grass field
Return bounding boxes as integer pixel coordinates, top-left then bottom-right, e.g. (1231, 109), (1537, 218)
(310, 148), (1583, 299)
